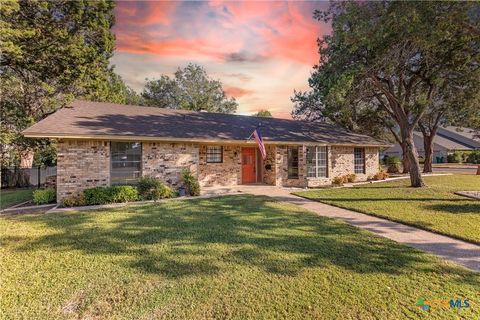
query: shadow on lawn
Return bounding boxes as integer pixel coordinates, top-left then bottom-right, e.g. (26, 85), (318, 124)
(425, 202), (480, 214)
(4, 195), (479, 285)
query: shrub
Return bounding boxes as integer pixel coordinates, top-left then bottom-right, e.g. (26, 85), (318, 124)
(346, 173), (356, 183)
(83, 186), (140, 205)
(332, 176), (347, 186)
(33, 187), (56, 205)
(373, 170), (389, 180)
(83, 187), (111, 205)
(447, 152), (462, 163)
(386, 156), (401, 173)
(62, 194), (86, 207)
(467, 150), (480, 164)
(181, 169), (200, 196)
(108, 186), (139, 203)
(137, 176), (174, 200)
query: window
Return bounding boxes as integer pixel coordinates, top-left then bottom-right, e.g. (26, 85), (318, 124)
(354, 147), (365, 174)
(306, 146), (328, 178)
(206, 146), (223, 163)
(287, 147), (299, 179)
(110, 142), (142, 185)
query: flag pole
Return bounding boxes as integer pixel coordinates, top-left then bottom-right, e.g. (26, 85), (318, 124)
(247, 122), (262, 140)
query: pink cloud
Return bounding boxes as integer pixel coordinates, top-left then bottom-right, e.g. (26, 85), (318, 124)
(224, 86), (254, 98)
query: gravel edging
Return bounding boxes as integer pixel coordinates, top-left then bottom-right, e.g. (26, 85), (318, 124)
(455, 191), (480, 200)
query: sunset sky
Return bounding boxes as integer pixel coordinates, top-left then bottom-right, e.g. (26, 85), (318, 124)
(112, 1), (331, 118)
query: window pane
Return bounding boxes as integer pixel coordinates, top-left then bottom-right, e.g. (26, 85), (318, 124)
(317, 146), (328, 177)
(306, 147), (316, 178)
(206, 146), (223, 163)
(111, 142), (142, 185)
(288, 147), (299, 179)
(354, 147), (365, 174)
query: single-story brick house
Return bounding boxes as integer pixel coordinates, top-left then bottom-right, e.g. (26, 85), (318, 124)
(23, 100), (389, 203)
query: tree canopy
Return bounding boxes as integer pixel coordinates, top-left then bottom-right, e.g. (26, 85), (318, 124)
(142, 63), (238, 113)
(254, 110), (273, 117)
(292, 1), (480, 187)
(0, 0), (137, 166)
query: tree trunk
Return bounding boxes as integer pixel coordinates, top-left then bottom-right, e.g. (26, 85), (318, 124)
(402, 130), (426, 187)
(477, 165), (480, 175)
(400, 142), (410, 173)
(423, 134), (434, 173)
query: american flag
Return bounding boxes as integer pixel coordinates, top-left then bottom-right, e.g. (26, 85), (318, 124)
(252, 127), (266, 159)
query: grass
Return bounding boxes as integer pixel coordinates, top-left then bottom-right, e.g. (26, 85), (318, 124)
(0, 188), (34, 209)
(296, 175), (480, 244)
(1, 195), (479, 319)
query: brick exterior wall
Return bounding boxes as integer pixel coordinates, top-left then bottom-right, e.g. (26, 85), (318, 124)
(55, 139), (380, 203)
(57, 140), (110, 201)
(142, 142), (198, 186)
(198, 144), (242, 187)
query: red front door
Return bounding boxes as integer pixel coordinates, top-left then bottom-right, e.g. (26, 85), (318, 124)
(242, 147), (256, 184)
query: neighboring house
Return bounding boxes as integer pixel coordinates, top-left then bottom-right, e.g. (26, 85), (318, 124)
(383, 126), (480, 162)
(23, 100), (389, 203)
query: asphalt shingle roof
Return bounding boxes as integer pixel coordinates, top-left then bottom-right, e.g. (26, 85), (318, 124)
(23, 100), (388, 146)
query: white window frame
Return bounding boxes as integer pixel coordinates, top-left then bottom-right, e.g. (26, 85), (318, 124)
(307, 146), (328, 178)
(206, 145), (223, 163)
(354, 147), (365, 174)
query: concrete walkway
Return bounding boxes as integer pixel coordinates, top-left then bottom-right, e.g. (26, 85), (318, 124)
(234, 185), (480, 272)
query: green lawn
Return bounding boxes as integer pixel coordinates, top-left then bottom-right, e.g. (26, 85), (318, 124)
(1, 195), (478, 319)
(296, 175), (480, 244)
(0, 188), (33, 209)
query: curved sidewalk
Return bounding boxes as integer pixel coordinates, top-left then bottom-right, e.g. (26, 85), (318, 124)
(238, 185), (480, 272)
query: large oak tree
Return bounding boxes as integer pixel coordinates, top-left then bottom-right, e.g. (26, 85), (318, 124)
(293, 1), (480, 187)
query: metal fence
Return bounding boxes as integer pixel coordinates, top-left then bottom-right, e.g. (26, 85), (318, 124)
(1, 166), (56, 189)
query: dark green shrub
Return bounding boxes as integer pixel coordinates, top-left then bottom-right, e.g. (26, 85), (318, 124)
(467, 150), (480, 164)
(62, 194), (86, 207)
(83, 186), (140, 205)
(33, 187), (56, 205)
(447, 152), (462, 163)
(386, 156), (401, 173)
(137, 176), (174, 200)
(181, 169), (200, 196)
(83, 187), (111, 205)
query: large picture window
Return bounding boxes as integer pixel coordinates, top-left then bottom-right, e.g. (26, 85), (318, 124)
(354, 147), (365, 174)
(287, 146), (299, 179)
(111, 142), (142, 185)
(206, 146), (223, 163)
(306, 146), (328, 178)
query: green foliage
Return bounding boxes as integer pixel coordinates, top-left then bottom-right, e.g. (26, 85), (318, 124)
(467, 150), (480, 164)
(254, 110), (273, 117)
(32, 143), (57, 167)
(181, 169), (200, 196)
(0, 0), (118, 165)
(62, 194), (86, 207)
(83, 186), (139, 205)
(447, 152), (463, 163)
(386, 156), (401, 173)
(137, 176), (174, 201)
(32, 188), (56, 205)
(142, 63), (237, 113)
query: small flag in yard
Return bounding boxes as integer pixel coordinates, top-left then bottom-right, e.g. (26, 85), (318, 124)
(252, 126), (266, 159)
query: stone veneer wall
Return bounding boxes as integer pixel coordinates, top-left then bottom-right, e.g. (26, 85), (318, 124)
(263, 145), (276, 185)
(142, 142), (199, 186)
(57, 140), (110, 202)
(198, 144), (242, 187)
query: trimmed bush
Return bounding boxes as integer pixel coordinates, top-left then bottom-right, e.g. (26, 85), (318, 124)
(137, 176), (174, 201)
(62, 194), (86, 207)
(447, 152), (462, 163)
(181, 169), (200, 196)
(332, 176), (347, 186)
(346, 173), (356, 183)
(373, 170), (389, 180)
(83, 186), (139, 205)
(467, 150), (480, 164)
(33, 188), (56, 205)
